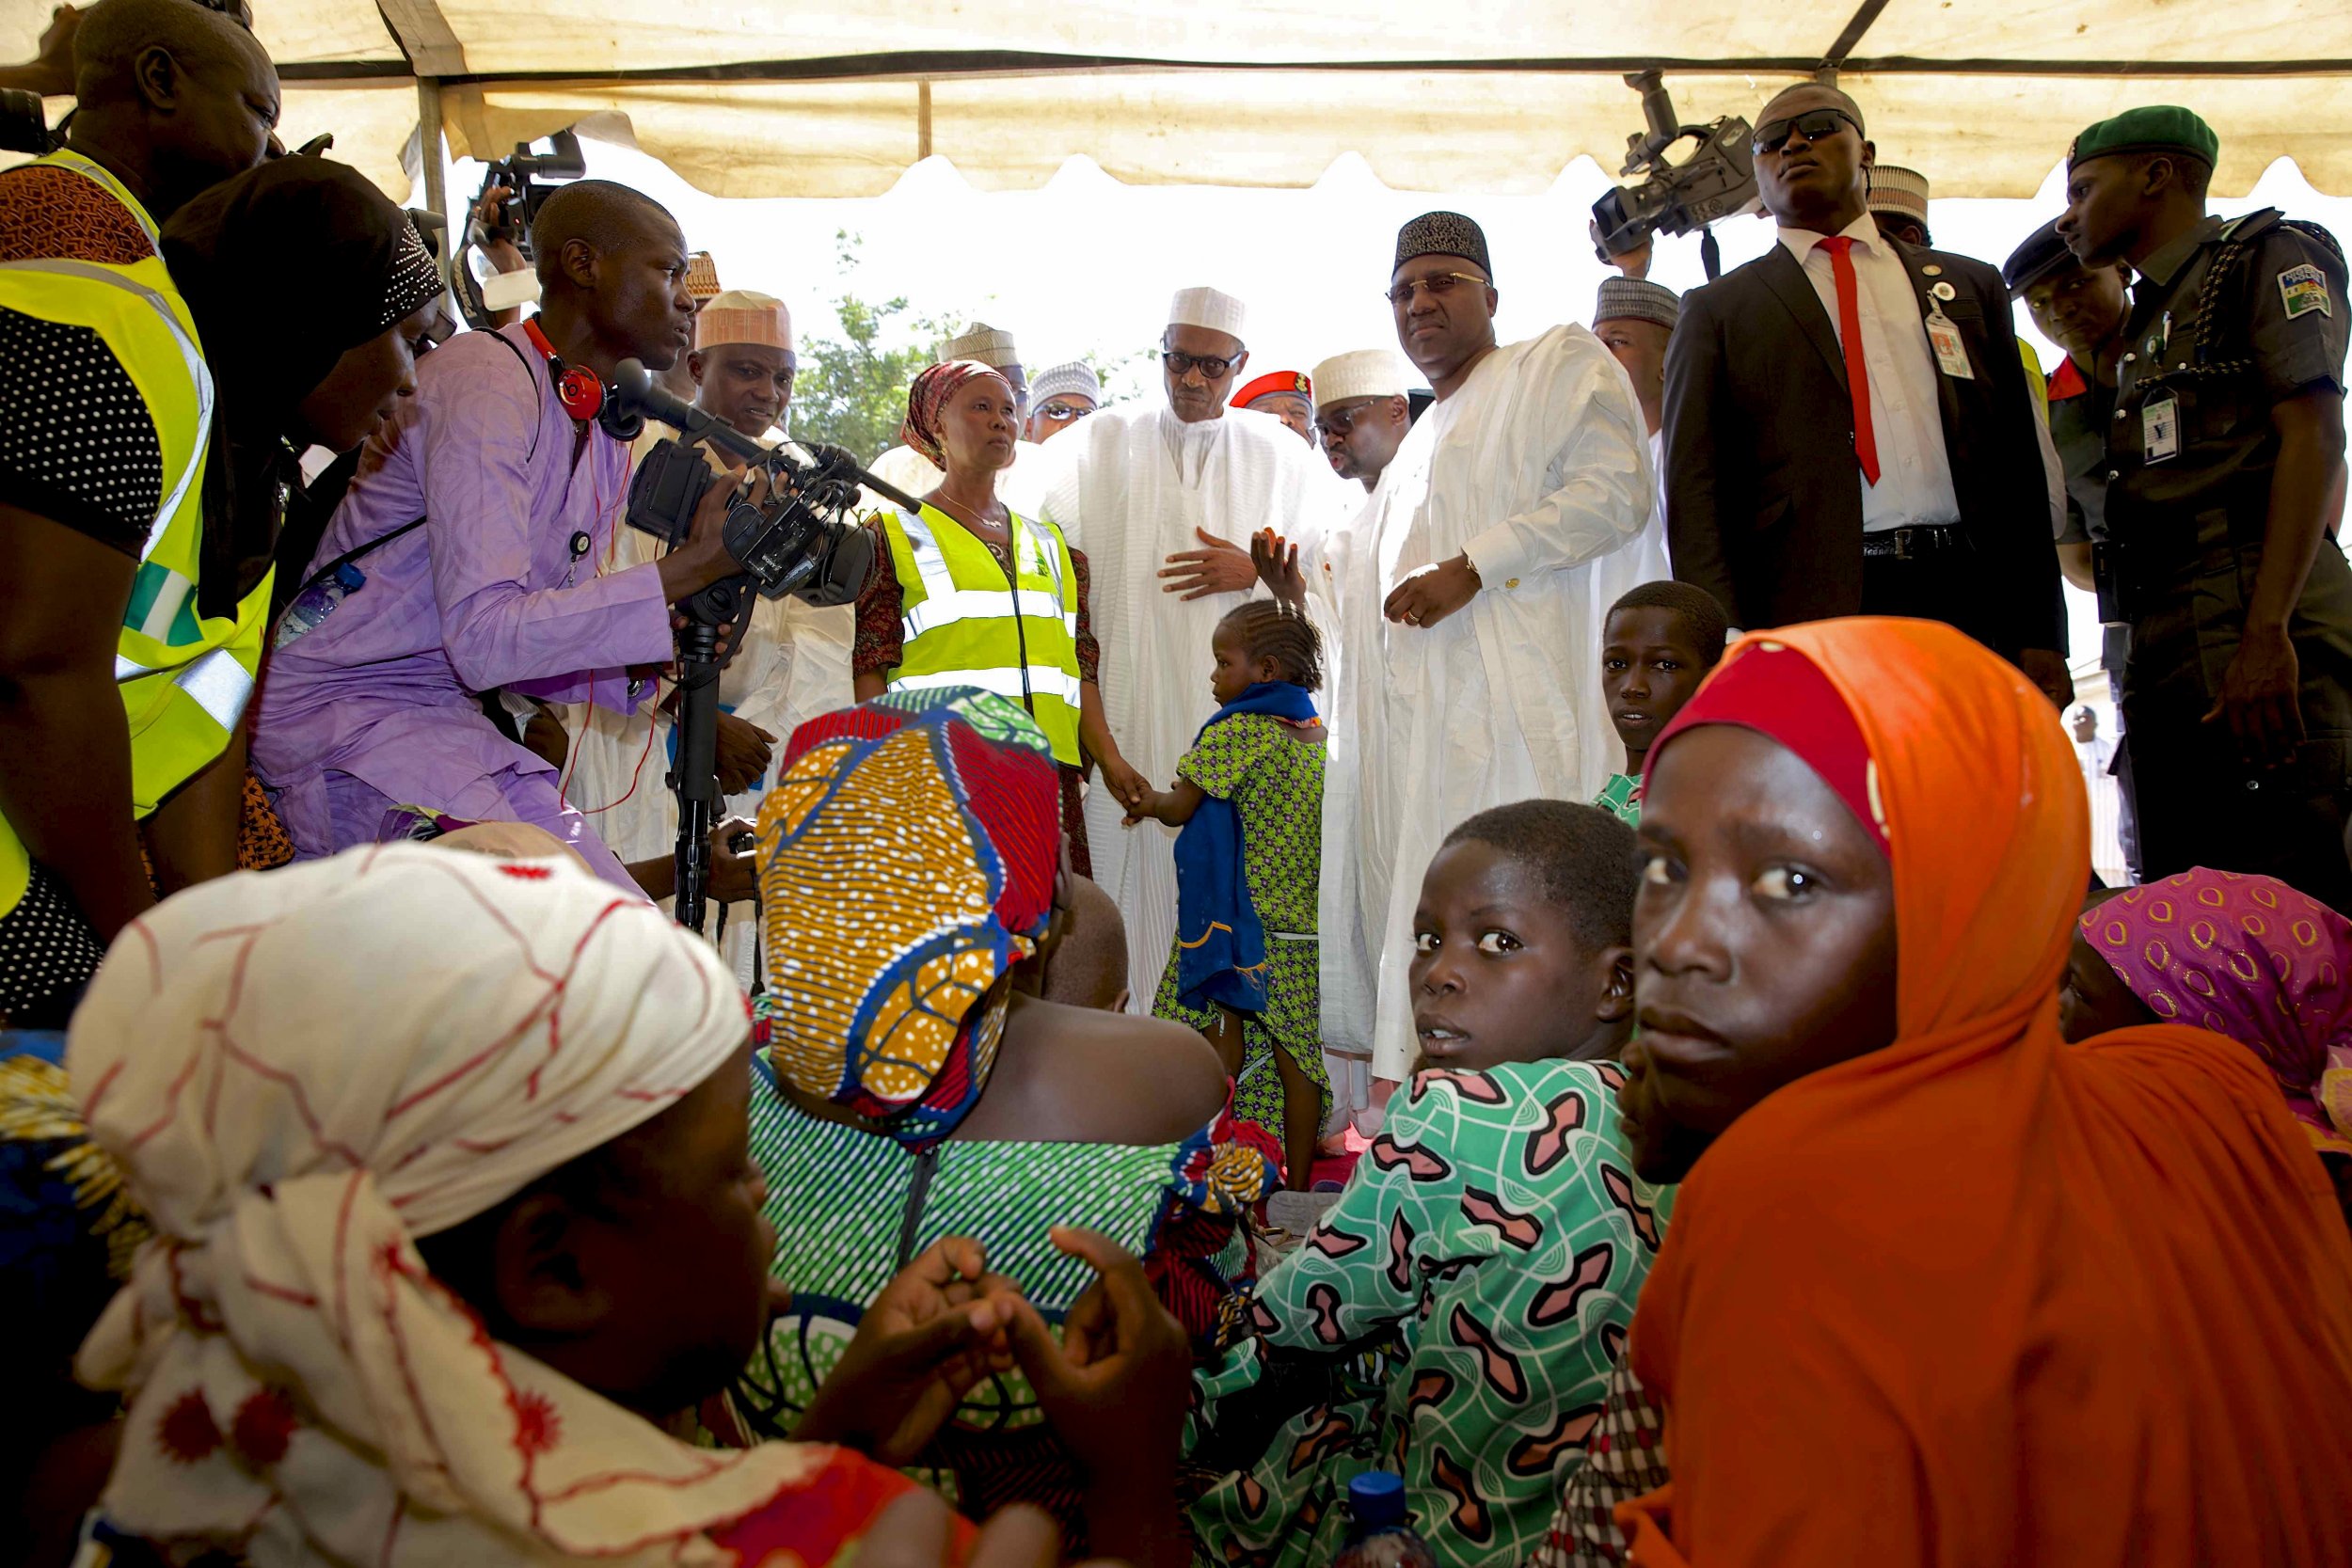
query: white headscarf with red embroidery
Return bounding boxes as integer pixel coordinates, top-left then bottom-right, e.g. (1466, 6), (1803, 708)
(70, 844), (812, 1566)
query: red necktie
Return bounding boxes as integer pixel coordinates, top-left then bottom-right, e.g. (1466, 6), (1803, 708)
(1818, 235), (1881, 486)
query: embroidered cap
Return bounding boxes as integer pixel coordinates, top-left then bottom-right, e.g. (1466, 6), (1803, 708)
(1594, 277), (1680, 331)
(1393, 211), (1493, 283)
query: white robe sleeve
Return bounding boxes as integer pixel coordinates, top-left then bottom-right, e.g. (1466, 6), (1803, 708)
(1459, 346), (1654, 589)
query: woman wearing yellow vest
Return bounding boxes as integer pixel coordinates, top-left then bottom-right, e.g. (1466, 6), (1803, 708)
(853, 360), (1144, 877)
(0, 0), (281, 1025)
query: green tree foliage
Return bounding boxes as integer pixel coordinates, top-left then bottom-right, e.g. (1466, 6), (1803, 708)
(790, 231), (951, 463)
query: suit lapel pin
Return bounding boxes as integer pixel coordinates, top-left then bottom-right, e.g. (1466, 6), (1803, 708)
(1921, 264), (1944, 277)
(1931, 281), (1957, 301)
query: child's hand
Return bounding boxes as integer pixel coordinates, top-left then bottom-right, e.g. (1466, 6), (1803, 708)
(1100, 752), (1151, 813)
(1005, 1227), (1190, 1481)
(1251, 528), (1307, 605)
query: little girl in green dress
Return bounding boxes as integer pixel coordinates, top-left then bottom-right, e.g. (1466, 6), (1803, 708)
(1126, 600), (1329, 1189)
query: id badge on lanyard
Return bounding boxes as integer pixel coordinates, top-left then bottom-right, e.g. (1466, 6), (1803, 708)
(1925, 295), (1974, 380)
(2141, 393), (2181, 465)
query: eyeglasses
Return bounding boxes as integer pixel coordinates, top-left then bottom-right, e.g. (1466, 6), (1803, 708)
(1386, 271), (1488, 309)
(1752, 108), (1861, 156)
(1163, 350), (1237, 381)
(1313, 401), (1386, 444)
(1037, 401), (1093, 422)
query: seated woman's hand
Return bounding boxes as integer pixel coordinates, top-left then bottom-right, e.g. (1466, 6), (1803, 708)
(794, 1236), (1025, 1466)
(1006, 1227), (1189, 1482)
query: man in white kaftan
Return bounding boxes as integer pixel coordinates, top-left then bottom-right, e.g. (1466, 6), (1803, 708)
(1032, 286), (1330, 1006)
(565, 291), (852, 985)
(1328, 214), (1662, 1086)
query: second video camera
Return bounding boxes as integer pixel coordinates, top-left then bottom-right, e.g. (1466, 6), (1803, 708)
(1590, 71), (1760, 272)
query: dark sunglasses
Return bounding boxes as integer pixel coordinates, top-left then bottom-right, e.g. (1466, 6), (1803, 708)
(1037, 401), (1094, 422)
(1752, 108), (1861, 156)
(1313, 400), (1386, 443)
(1163, 349), (1237, 381)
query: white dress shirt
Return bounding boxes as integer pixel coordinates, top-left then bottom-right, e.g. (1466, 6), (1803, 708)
(1777, 214), (1962, 533)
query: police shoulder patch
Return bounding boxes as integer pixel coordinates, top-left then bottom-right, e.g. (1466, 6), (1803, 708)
(2279, 261), (2332, 320)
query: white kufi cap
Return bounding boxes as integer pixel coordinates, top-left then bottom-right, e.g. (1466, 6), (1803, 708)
(1308, 348), (1415, 411)
(1168, 286), (1248, 341)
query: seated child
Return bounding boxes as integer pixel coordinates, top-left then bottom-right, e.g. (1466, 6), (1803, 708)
(1594, 582), (1727, 826)
(58, 845), (1192, 1568)
(1128, 600), (1329, 1190)
(1185, 800), (1672, 1568)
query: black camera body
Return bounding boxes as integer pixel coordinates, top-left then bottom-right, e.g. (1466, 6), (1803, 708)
(452, 130), (586, 330)
(626, 437), (873, 613)
(0, 88), (61, 156)
(473, 129), (586, 260)
(1590, 71), (1759, 265)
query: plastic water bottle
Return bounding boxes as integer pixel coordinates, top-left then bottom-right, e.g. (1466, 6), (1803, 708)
(274, 562), (364, 651)
(1329, 1472), (1435, 1568)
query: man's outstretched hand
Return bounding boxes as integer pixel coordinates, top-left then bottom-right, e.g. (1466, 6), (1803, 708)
(1160, 529), (1257, 600)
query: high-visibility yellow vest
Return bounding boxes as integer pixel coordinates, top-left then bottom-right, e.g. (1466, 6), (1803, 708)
(0, 150), (268, 916)
(878, 503), (1083, 767)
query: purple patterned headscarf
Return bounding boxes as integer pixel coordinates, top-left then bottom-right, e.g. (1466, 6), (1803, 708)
(2082, 868), (2352, 1158)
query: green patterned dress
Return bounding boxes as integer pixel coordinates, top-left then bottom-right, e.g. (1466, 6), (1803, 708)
(734, 1053), (1268, 1542)
(1151, 712), (1330, 1166)
(1592, 773), (1642, 828)
(1185, 1059), (1675, 1568)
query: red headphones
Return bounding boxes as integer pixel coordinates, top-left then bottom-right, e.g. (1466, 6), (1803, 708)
(523, 318), (605, 422)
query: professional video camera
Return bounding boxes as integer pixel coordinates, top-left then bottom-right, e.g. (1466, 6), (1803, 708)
(600, 359), (895, 935)
(452, 129), (586, 330)
(1589, 71), (1760, 280)
(608, 361), (873, 623)
(0, 88), (61, 155)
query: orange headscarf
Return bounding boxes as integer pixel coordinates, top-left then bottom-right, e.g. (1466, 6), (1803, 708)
(1620, 618), (2352, 1567)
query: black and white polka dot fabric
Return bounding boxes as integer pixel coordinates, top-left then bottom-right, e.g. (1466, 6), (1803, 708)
(0, 862), (107, 1028)
(0, 304), (164, 555)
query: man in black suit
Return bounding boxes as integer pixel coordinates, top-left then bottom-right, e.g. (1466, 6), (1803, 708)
(1663, 83), (2071, 705)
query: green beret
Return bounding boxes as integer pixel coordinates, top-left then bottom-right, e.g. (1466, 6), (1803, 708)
(2068, 106), (2218, 172)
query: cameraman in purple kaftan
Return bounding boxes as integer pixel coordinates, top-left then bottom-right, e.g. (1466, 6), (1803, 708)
(253, 182), (748, 894)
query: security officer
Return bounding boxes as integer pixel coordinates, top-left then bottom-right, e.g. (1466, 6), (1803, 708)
(2005, 218), (2143, 877)
(2059, 105), (2352, 909)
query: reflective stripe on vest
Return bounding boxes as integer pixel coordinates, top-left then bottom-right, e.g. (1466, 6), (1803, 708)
(881, 504), (1084, 766)
(890, 664), (1085, 706)
(894, 507), (1078, 642)
(171, 645), (258, 731)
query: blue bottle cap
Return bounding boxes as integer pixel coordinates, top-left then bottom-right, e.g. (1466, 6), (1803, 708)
(1347, 1471), (1406, 1527)
(332, 562), (367, 590)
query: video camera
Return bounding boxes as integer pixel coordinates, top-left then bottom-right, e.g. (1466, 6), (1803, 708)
(605, 359), (874, 627)
(453, 130), (586, 330)
(600, 359), (898, 936)
(1590, 71), (1760, 279)
(0, 88), (59, 155)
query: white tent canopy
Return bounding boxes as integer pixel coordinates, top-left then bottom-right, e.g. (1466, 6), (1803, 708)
(8, 1), (2350, 199)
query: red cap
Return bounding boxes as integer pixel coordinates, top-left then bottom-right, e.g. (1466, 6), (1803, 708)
(1232, 370), (1311, 407)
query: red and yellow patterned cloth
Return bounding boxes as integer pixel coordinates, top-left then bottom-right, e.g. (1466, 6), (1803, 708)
(756, 688), (1058, 1148)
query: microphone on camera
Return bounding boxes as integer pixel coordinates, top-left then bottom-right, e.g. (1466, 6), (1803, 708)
(608, 358), (768, 466)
